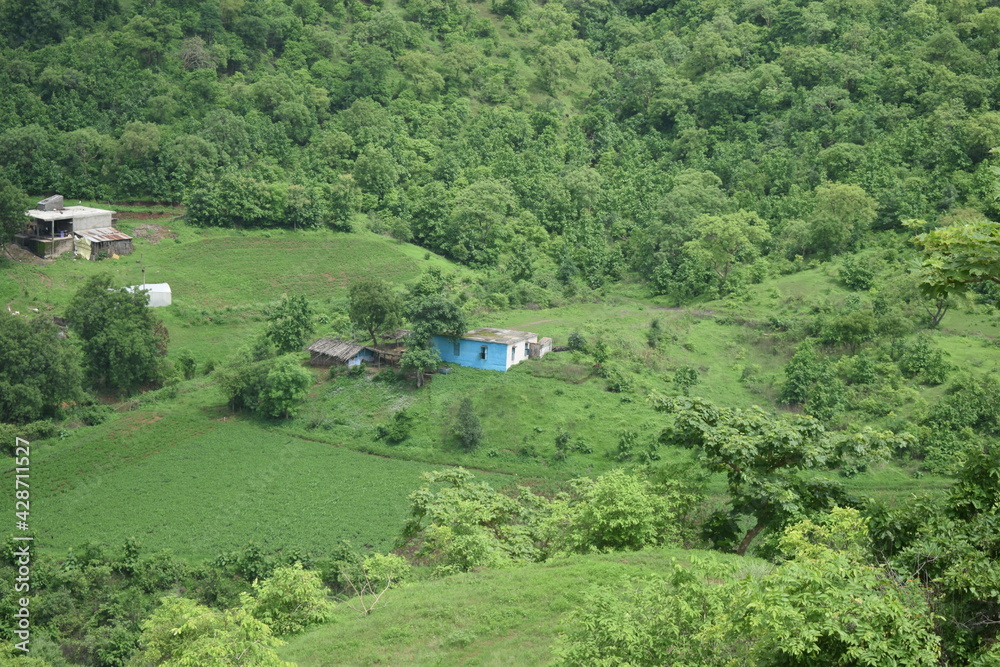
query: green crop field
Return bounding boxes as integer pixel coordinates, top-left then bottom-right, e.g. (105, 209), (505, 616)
(13, 382), (470, 560)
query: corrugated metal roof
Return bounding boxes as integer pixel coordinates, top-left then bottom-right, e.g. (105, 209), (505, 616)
(307, 338), (369, 362)
(74, 227), (132, 242)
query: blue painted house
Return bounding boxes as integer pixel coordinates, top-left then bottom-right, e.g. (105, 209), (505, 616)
(432, 328), (551, 372)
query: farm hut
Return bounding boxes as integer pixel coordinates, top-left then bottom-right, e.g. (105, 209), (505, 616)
(123, 283), (172, 307)
(378, 329), (411, 350)
(431, 327), (548, 372)
(307, 338), (376, 367)
(74, 227), (134, 260)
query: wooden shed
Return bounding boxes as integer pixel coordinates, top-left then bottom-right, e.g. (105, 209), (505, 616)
(307, 338), (376, 367)
(75, 227), (134, 260)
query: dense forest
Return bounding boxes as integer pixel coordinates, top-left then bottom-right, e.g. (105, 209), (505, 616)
(2, 0), (999, 288)
(2, 0), (1000, 663)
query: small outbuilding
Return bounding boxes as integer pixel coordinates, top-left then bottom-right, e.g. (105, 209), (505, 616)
(431, 327), (551, 372)
(123, 283), (172, 307)
(307, 338), (376, 367)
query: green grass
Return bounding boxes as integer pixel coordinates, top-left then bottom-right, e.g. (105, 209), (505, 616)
(3, 226), (425, 313)
(5, 228), (987, 564)
(280, 547), (764, 666)
(13, 381), (458, 560)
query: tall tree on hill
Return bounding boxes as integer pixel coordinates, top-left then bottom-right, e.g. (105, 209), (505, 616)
(348, 277), (402, 347)
(0, 178), (29, 257)
(399, 271), (467, 388)
(65, 274), (169, 393)
(264, 295), (314, 354)
(651, 394), (907, 555)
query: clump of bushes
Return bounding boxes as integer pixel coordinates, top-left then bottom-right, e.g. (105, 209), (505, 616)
(375, 410), (413, 444)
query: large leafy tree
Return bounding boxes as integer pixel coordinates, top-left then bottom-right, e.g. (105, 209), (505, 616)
(348, 277), (402, 347)
(808, 183), (878, 256)
(651, 394), (905, 555)
(447, 179), (517, 266)
(558, 508), (940, 666)
(264, 295), (314, 354)
(0, 314), (83, 423)
(65, 274), (169, 392)
(135, 596), (287, 666)
(870, 447), (1000, 664)
(911, 218), (1000, 297)
(682, 209), (771, 283)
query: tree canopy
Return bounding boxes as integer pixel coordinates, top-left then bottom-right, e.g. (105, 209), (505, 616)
(0, 314), (82, 423)
(348, 276), (402, 347)
(65, 274), (168, 392)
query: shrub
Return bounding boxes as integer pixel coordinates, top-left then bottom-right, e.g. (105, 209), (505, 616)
(839, 255), (876, 290)
(549, 469), (677, 553)
(604, 366), (633, 393)
(646, 318), (662, 348)
(567, 330), (587, 352)
(898, 335), (949, 385)
(375, 410), (413, 444)
(673, 366), (699, 395)
(247, 563), (334, 636)
(454, 398), (483, 451)
(75, 404), (115, 426)
(176, 350), (197, 380)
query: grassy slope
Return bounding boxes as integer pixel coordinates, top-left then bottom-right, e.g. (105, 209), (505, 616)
(1, 217), (446, 363)
(6, 219), (988, 564)
(280, 547), (765, 666)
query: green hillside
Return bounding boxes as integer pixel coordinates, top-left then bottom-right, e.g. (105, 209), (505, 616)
(1, 0), (1000, 659)
(279, 547), (763, 666)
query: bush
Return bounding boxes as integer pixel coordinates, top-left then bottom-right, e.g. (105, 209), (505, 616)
(672, 367), (699, 395)
(898, 335), (949, 385)
(549, 469), (678, 553)
(0, 419), (57, 455)
(604, 366), (633, 393)
(176, 350), (197, 380)
(646, 318), (662, 348)
(247, 563), (334, 636)
(375, 410), (413, 444)
(839, 255), (876, 291)
(75, 404), (115, 426)
(454, 398), (483, 451)
(218, 353), (312, 418)
(567, 330), (587, 352)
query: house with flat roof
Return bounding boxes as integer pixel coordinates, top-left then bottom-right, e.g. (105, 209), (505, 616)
(15, 195), (133, 260)
(432, 327), (551, 372)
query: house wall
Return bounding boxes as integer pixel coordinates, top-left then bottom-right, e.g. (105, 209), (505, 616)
(347, 349), (376, 367)
(72, 212), (114, 231)
(17, 236), (74, 259)
(432, 335), (537, 371)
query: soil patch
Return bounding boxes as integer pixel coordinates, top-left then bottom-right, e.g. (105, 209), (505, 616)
(131, 224), (179, 244)
(4, 244), (50, 266)
(117, 211), (178, 221)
